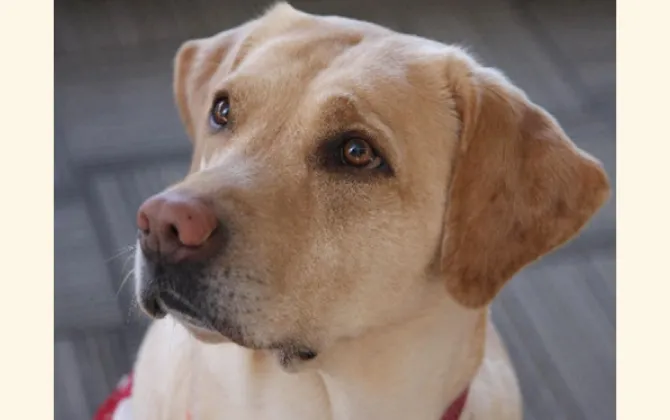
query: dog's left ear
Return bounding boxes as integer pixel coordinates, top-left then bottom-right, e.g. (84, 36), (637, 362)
(172, 27), (248, 173)
(173, 29), (241, 143)
(439, 58), (610, 308)
(173, 38), (205, 143)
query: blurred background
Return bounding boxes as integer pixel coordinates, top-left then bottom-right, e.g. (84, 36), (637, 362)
(54, 0), (615, 419)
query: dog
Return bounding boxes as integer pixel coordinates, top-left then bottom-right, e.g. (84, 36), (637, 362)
(129, 3), (610, 419)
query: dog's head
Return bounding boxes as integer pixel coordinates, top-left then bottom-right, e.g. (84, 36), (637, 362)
(134, 3), (609, 368)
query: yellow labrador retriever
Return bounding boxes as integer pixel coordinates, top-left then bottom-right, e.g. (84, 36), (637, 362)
(130, 3), (610, 419)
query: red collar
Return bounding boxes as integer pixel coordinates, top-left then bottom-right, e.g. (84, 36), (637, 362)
(441, 387), (469, 420)
(95, 372), (469, 420)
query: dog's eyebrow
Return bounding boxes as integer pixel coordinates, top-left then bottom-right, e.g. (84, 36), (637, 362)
(316, 93), (401, 168)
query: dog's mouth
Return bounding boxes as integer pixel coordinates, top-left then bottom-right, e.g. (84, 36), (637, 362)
(144, 290), (319, 364)
(136, 268), (320, 364)
(156, 291), (216, 330)
(158, 293), (229, 345)
(142, 288), (261, 348)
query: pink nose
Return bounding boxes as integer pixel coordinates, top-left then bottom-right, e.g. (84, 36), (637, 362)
(137, 191), (218, 261)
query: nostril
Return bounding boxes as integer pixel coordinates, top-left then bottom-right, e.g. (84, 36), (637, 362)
(137, 210), (151, 233)
(168, 224), (180, 240)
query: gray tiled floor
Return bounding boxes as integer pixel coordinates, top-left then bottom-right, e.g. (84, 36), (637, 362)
(54, 1), (615, 419)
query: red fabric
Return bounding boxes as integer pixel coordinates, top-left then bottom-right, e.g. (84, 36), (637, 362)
(94, 371), (468, 420)
(441, 388), (469, 420)
(93, 373), (134, 420)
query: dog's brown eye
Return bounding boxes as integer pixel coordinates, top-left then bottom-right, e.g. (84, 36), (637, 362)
(210, 97), (230, 128)
(341, 138), (382, 169)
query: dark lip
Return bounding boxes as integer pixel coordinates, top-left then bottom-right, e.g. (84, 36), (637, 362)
(157, 291), (217, 331)
(158, 291), (201, 319)
(155, 293), (315, 360)
(154, 291), (256, 350)
(143, 286), (299, 355)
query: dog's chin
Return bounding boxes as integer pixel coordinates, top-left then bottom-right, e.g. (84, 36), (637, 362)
(166, 308), (319, 368)
(157, 305), (231, 345)
(137, 278), (318, 366)
(181, 321), (231, 344)
(141, 292), (230, 345)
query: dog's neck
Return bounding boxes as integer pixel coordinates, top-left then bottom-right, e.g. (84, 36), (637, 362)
(190, 296), (487, 420)
(310, 297), (487, 420)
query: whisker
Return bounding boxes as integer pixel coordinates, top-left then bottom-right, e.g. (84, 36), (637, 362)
(116, 269), (135, 297)
(105, 245), (135, 264)
(125, 298), (143, 325)
(121, 252), (136, 273)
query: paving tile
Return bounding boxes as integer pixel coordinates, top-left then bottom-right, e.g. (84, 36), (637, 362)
(55, 45), (189, 162)
(55, 200), (123, 331)
(291, 0), (406, 29)
(492, 252), (615, 420)
(55, 339), (91, 420)
(55, 327), (146, 420)
(54, 0), (115, 56)
(403, 0), (584, 115)
(491, 299), (560, 420)
(55, 0), (259, 55)
(589, 251), (616, 295)
(525, 0), (615, 96)
(54, 136), (74, 191)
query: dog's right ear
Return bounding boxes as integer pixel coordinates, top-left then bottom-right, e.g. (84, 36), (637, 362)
(437, 53), (610, 308)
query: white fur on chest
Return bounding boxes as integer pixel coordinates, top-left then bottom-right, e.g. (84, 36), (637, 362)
(132, 315), (521, 420)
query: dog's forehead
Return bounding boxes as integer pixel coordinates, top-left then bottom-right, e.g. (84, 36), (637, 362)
(225, 11), (434, 95)
(222, 31), (445, 147)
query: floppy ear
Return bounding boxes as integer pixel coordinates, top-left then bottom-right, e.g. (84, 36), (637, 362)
(440, 64), (610, 308)
(173, 30), (240, 142)
(172, 28), (247, 172)
(173, 39), (204, 143)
